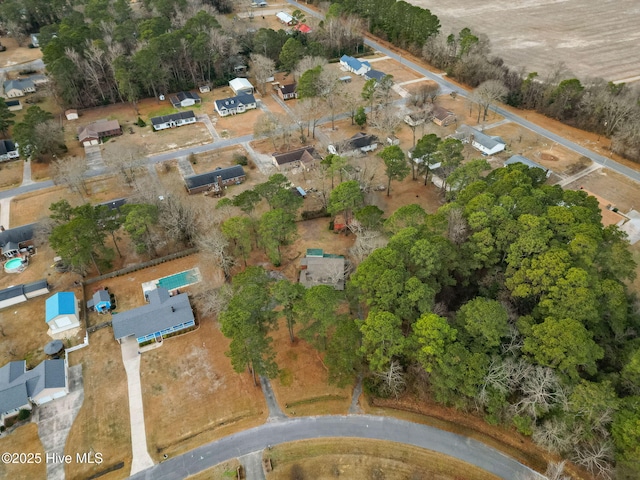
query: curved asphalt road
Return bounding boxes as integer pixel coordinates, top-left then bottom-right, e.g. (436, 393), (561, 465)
(129, 415), (543, 480)
(287, 0), (640, 184)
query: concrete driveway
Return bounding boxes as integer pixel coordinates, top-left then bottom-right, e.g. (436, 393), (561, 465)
(120, 337), (155, 475)
(34, 364), (84, 480)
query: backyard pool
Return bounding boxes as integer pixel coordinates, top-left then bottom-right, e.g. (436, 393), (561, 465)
(4, 257), (27, 274)
(141, 268), (202, 296)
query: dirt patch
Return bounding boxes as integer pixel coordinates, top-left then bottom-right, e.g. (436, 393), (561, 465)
(271, 319), (353, 417)
(0, 423), (46, 480)
(565, 168), (640, 214)
(0, 160), (23, 190)
(265, 438), (500, 480)
(140, 318), (267, 462)
(367, 57), (425, 84)
(0, 36), (43, 67)
(64, 328), (132, 480)
(190, 145), (248, 175)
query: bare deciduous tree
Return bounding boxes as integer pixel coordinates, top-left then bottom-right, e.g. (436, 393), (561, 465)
(33, 120), (65, 158)
(373, 360), (406, 399)
(158, 196), (200, 247)
(293, 56), (328, 81)
(195, 226), (235, 279)
(103, 142), (147, 188)
(193, 283), (233, 319)
(571, 440), (614, 479)
(249, 53), (276, 95)
(473, 79), (508, 122)
(52, 156), (89, 200)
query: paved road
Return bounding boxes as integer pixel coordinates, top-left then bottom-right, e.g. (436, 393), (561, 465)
(129, 415), (544, 480)
(286, 0), (640, 184)
(0, 58), (45, 74)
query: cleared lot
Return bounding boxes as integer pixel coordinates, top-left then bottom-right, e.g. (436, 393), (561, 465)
(410, 0), (640, 82)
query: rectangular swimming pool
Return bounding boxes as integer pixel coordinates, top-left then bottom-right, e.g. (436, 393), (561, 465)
(155, 268), (200, 291)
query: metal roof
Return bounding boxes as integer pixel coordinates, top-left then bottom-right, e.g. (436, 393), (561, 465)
(150, 110), (196, 126)
(45, 292), (76, 323)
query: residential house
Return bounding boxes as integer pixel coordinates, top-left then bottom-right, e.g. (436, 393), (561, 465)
(456, 124), (506, 156)
(3, 79), (36, 98)
(272, 146), (319, 171)
(0, 359), (68, 424)
(0, 280), (50, 311)
(170, 91), (201, 108)
(277, 82), (297, 100)
(229, 77), (255, 96)
(339, 55), (371, 76)
(26, 74), (49, 86)
(5, 100), (22, 112)
(363, 69), (387, 82)
(328, 132), (378, 155)
(45, 292), (81, 336)
(299, 249), (346, 290)
(65, 109), (78, 120)
(151, 111), (197, 131)
(112, 287), (196, 347)
(504, 155), (552, 178)
(404, 112), (426, 127)
(276, 11), (295, 25)
(431, 105), (456, 127)
(214, 93), (257, 117)
(295, 24), (312, 34)
(184, 165), (246, 194)
(77, 119), (122, 146)
(86, 289), (111, 314)
(0, 223), (35, 258)
(0, 140), (19, 161)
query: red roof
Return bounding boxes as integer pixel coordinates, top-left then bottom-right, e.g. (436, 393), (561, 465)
(295, 24), (312, 34)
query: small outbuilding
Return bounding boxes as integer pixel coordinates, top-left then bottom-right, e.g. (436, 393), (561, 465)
(229, 77), (255, 96)
(45, 292), (80, 336)
(170, 91), (201, 108)
(65, 109), (79, 120)
(86, 289), (111, 314)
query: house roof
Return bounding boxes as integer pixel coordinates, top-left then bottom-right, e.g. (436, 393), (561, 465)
(365, 69), (386, 81)
(45, 292), (76, 323)
(3, 79), (34, 92)
(432, 105), (455, 121)
(0, 285), (26, 303)
(0, 223), (34, 250)
(295, 24), (312, 33)
(0, 140), (16, 155)
(25, 74), (47, 83)
(504, 155), (548, 171)
(0, 359), (66, 416)
(150, 110), (196, 126)
(214, 94), (256, 111)
(272, 146), (318, 166)
(177, 91), (200, 102)
(229, 77), (254, 92)
(340, 55), (371, 72)
(23, 279), (48, 294)
(87, 289), (110, 309)
(276, 11), (293, 23)
(279, 83), (297, 95)
(349, 132), (377, 149)
(98, 197), (127, 210)
(299, 256), (346, 290)
(77, 119), (121, 141)
(458, 125), (505, 150)
(184, 165), (246, 190)
(112, 288), (194, 340)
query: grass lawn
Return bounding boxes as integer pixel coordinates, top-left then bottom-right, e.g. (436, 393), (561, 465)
(0, 423), (46, 480)
(264, 438), (501, 480)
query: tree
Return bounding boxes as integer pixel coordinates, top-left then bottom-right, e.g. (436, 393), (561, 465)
(279, 38), (305, 72)
(123, 204), (159, 256)
(354, 106), (367, 127)
(249, 53), (275, 95)
(361, 78), (377, 112)
(271, 280), (305, 343)
(434, 138), (464, 191)
(221, 216), (253, 266)
(52, 157), (89, 200)
(11, 106), (54, 159)
(0, 99), (16, 134)
(359, 311), (407, 372)
(295, 285), (343, 350)
(457, 298), (509, 352)
(254, 174), (291, 208)
(383, 204), (426, 234)
(196, 226), (234, 280)
(379, 145), (410, 197)
(474, 80), (508, 122)
(412, 133), (441, 185)
(327, 180), (364, 221)
(355, 205), (384, 229)
(445, 159), (490, 199)
(321, 154), (348, 189)
(102, 142), (147, 188)
(258, 208), (297, 266)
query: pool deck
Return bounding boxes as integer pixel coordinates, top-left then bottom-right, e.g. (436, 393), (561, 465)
(140, 267), (202, 296)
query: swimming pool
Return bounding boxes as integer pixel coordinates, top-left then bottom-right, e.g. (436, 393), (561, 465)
(156, 268), (200, 291)
(4, 257), (26, 274)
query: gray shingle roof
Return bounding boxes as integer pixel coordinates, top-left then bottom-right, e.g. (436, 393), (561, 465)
(112, 288), (194, 340)
(150, 110), (196, 126)
(214, 93), (256, 111)
(0, 285), (26, 302)
(504, 155), (548, 171)
(0, 359), (66, 415)
(23, 279), (49, 294)
(184, 165), (246, 190)
(0, 139), (17, 155)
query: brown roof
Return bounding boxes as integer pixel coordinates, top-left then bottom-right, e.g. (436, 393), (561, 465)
(77, 119), (121, 142)
(432, 105), (455, 121)
(273, 146), (318, 166)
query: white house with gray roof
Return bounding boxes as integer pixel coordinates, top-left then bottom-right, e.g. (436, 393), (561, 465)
(3, 79), (36, 98)
(112, 288), (195, 347)
(456, 124), (506, 156)
(0, 359), (68, 424)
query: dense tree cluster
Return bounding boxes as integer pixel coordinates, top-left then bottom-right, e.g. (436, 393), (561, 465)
(422, 27), (640, 162)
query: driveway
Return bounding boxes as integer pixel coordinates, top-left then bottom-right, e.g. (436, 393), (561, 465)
(34, 364), (84, 480)
(129, 415), (544, 480)
(120, 337), (155, 475)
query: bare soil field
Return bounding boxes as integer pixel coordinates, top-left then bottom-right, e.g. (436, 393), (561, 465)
(0, 423), (46, 480)
(0, 36), (43, 67)
(64, 328), (132, 480)
(409, 0), (640, 83)
(265, 438), (500, 480)
(271, 319), (353, 417)
(0, 159), (23, 189)
(140, 319), (268, 461)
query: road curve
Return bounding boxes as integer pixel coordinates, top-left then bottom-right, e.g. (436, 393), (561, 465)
(286, 0), (640, 184)
(129, 415), (543, 480)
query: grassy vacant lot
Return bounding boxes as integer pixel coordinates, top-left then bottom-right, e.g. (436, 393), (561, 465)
(410, 0), (640, 82)
(264, 438), (500, 480)
(0, 423), (46, 480)
(0, 160), (23, 189)
(64, 328), (132, 480)
(140, 318), (267, 462)
(185, 459), (240, 480)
